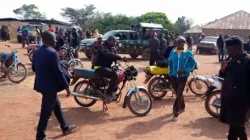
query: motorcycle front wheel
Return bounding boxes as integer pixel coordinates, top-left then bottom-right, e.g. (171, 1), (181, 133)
(73, 80), (97, 107)
(7, 63), (27, 83)
(148, 77), (168, 100)
(205, 90), (221, 118)
(188, 78), (209, 96)
(127, 88), (152, 117)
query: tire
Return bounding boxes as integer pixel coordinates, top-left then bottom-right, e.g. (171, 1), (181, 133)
(188, 78), (209, 96)
(147, 77), (168, 100)
(141, 49), (150, 60)
(127, 88), (152, 117)
(7, 63), (27, 83)
(73, 80), (97, 107)
(85, 53), (91, 59)
(205, 90), (221, 118)
(129, 53), (139, 59)
(28, 51), (34, 62)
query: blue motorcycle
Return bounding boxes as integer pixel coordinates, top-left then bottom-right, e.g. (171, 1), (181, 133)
(0, 44), (27, 83)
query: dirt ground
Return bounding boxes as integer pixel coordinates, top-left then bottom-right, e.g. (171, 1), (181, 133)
(0, 42), (249, 140)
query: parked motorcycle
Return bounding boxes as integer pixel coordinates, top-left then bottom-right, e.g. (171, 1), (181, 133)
(199, 75), (223, 118)
(61, 46), (83, 74)
(144, 65), (172, 100)
(0, 44), (27, 83)
(144, 64), (208, 100)
(70, 61), (152, 117)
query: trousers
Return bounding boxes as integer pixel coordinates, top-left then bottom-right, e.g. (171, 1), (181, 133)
(95, 67), (118, 95)
(169, 76), (187, 116)
(36, 92), (69, 139)
(228, 125), (248, 140)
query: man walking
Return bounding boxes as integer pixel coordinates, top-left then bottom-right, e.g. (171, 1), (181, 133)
(148, 32), (160, 65)
(219, 36), (250, 140)
(21, 26), (29, 48)
(168, 36), (196, 121)
(186, 33), (193, 51)
(32, 31), (76, 140)
(217, 34), (225, 62)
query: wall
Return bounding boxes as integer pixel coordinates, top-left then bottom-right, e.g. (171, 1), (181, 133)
(202, 28), (250, 42)
(0, 20), (22, 41)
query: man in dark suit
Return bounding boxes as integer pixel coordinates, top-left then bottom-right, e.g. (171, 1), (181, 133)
(32, 31), (76, 140)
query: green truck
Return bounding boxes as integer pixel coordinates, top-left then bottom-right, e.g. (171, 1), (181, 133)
(80, 22), (168, 60)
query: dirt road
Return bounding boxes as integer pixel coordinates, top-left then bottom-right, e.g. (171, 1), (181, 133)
(0, 42), (249, 140)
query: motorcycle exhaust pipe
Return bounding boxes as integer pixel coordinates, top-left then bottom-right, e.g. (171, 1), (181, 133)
(71, 91), (102, 100)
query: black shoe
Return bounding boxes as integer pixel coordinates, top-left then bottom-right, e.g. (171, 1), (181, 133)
(172, 115), (178, 121)
(63, 125), (77, 136)
(106, 92), (116, 102)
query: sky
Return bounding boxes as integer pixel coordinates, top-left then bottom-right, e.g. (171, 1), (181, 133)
(1, 0), (250, 26)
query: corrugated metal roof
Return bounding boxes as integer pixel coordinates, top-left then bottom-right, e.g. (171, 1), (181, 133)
(140, 22), (163, 28)
(202, 10), (250, 30)
(184, 25), (202, 33)
(0, 18), (70, 26)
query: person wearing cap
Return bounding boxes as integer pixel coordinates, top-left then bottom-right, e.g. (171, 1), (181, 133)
(219, 36), (250, 140)
(148, 32), (160, 65)
(94, 36), (126, 102)
(168, 36), (196, 121)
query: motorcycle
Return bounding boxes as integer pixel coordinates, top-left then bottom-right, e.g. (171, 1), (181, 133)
(144, 65), (172, 100)
(70, 61), (152, 117)
(144, 64), (208, 100)
(199, 75), (223, 118)
(0, 44), (27, 83)
(60, 46), (83, 75)
(28, 45), (69, 63)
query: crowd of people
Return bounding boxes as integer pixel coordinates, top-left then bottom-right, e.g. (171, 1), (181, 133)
(0, 25), (10, 42)
(0, 23), (244, 140)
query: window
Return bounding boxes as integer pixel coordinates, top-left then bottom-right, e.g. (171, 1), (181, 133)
(129, 32), (138, 40)
(115, 32), (127, 40)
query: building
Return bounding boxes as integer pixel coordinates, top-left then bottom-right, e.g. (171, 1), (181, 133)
(0, 18), (71, 40)
(202, 10), (250, 41)
(184, 25), (202, 44)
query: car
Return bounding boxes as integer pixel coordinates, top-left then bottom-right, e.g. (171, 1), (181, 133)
(17, 29), (36, 43)
(197, 36), (219, 54)
(80, 22), (169, 60)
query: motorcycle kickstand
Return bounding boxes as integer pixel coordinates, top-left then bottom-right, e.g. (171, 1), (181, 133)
(103, 101), (108, 112)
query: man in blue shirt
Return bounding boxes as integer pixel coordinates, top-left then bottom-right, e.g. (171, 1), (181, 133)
(168, 36), (196, 121)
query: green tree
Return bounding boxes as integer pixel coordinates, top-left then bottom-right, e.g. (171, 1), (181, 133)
(137, 12), (173, 30)
(173, 16), (193, 34)
(60, 4), (96, 28)
(13, 4), (46, 19)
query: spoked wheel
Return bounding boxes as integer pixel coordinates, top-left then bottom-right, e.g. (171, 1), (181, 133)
(73, 80), (97, 107)
(127, 88), (152, 117)
(205, 90), (221, 118)
(148, 77), (169, 100)
(7, 63), (27, 83)
(28, 51), (34, 62)
(188, 78), (208, 96)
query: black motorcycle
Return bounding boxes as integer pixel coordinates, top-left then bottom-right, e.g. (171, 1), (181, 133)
(70, 61), (152, 117)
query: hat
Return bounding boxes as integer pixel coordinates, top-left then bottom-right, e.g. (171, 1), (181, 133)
(152, 32), (157, 37)
(225, 36), (243, 48)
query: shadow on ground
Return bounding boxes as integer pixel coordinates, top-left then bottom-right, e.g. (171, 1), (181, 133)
(184, 117), (227, 139)
(115, 114), (173, 139)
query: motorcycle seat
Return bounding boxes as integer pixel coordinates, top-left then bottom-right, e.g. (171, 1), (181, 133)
(73, 68), (101, 79)
(146, 66), (169, 75)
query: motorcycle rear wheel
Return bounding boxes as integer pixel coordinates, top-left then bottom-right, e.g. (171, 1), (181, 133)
(28, 51), (34, 62)
(205, 90), (221, 118)
(73, 80), (97, 107)
(127, 88), (152, 117)
(148, 77), (168, 100)
(7, 63), (27, 83)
